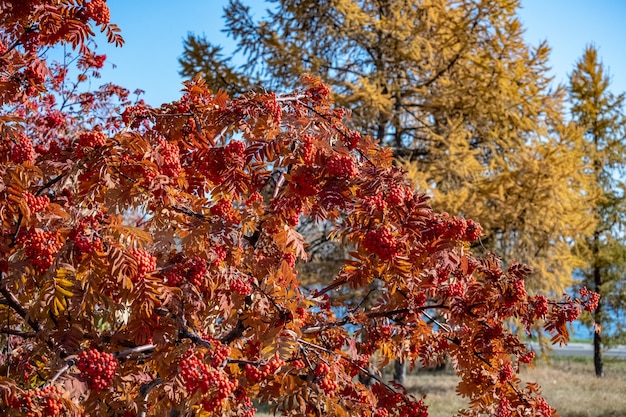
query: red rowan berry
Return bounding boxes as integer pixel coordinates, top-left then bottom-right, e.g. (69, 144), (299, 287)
(44, 110), (64, 128)
(535, 398), (553, 417)
(299, 134), (316, 163)
(157, 138), (181, 177)
(464, 219), (483, 241)
(497, 397), (512, 417)
(532, 295), (549, 319)
(225, 139), (246, 159)
(245, 363), (265, 384)
(290, 169), (320, 197)
(84, 0), (111, 25)
(318, 376), (338, 397)
(580, 287), (600, 312)
(346, 131), (360, 150)
(362, 226), (399, 260)
(282, 252), (297, 268)
(387, 184), (406, 206)
(230, 278), (252, 296)
(11, 134), (36, 164)
(78, 130), (107, 148)
(22, 229), (62, 272)
(210, 198), (238, 222)
(210, 342), (231, 368)
(519, 351), (535, 364)
(314, 362), (330, 378)
(23, 191), (49, 213)
(207, 246), (226, 269)
(498, 362), (514, 383)
(130, 248), (156, 281)
(76, 349), (118, 390)
(363, 193), (387, 212)
(327, 155), (358, 178)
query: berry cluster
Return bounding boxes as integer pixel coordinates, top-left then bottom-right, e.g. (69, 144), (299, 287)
(282, 252), (297, 268)
(318, 374), (338, 397)
(534, 398), (553, 417)
(157, 138), (181, 177)
(498, 362), (514, 383)
(234, 388), (257, 417)
(212, 245), (227, 267)
(196, 147), (226, 185)
(362, 193), (387, 212)
(130, 248), (156, 281)
(19, 229), (62, 272)
(271, 196), (303, 226)
(289, 169), (320, 197)
(369, 325), (393, 344)
(83, 0), (110, 25)
(210, 198), (238, 223)
(345, 130), (360, 150)
(244, 355), (285, 384)
(19, 385), (66, 416)
(387, 184), (411, 206)
(372, 382), (428, 417)
(496, 397), (512, 417)
(245, 191), (263, 207)
(230, 278), (252, 296)
(11, 134), (36, 164)
(121, 103), (150, 128)
(446, 281), (466, 298)
(23, 191), (50, 213)
(180, 351), (238, 413)
(327, 155), (358, 178)
(44, 110), (64, 128)
(531, 295), (549, 319)
(254, 92), (282, 125)
(519, 350), (535, 364)
(314, 363), (338, 397)
(70, 217), (104, 256)
(426, 214), (483, 242)
(181, 351), (212, 393)
(580, 287), (601, 312)
(300, 135), (316, 164)
(225, 139), (246, 161)
(210, 341), (231, 368)
(76, 349), (118, 391)
(362, 226), (399, 260)
(165, 256), (207, 287)
(304, 76), (331, 101)
(78, 130), (106, 149)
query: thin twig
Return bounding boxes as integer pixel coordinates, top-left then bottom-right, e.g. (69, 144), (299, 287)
(114, 344), (156, 359)
(0, 328), (37, 338)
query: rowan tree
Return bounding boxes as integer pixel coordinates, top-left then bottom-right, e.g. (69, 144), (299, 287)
(568, 45), (626, 377)
(180, 0), (594, 300)
(0, 1), (599, 417)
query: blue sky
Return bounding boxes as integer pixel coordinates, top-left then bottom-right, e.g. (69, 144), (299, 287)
(88, 1), (626, 107)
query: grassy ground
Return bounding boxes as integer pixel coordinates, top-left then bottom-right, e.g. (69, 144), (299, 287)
(255, 357), (626, 417)
(406, 356), (626, 417)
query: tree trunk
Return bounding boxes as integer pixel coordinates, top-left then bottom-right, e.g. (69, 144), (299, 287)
(593, 328), (603, 377)
(393, 359), (406, 384)
(593, 262), (604, 377)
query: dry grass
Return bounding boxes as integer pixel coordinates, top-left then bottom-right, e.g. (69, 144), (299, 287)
(255, 357), (626, 417)
(403, 357), (626, 417)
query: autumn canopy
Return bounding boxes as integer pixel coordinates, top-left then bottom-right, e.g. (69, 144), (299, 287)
(0, 1), (598, 417)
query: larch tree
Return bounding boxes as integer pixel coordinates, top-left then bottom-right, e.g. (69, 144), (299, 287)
(179, 0), (593, 289)
(179, 0), (595, 378)
(568, 45), (626, 378)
